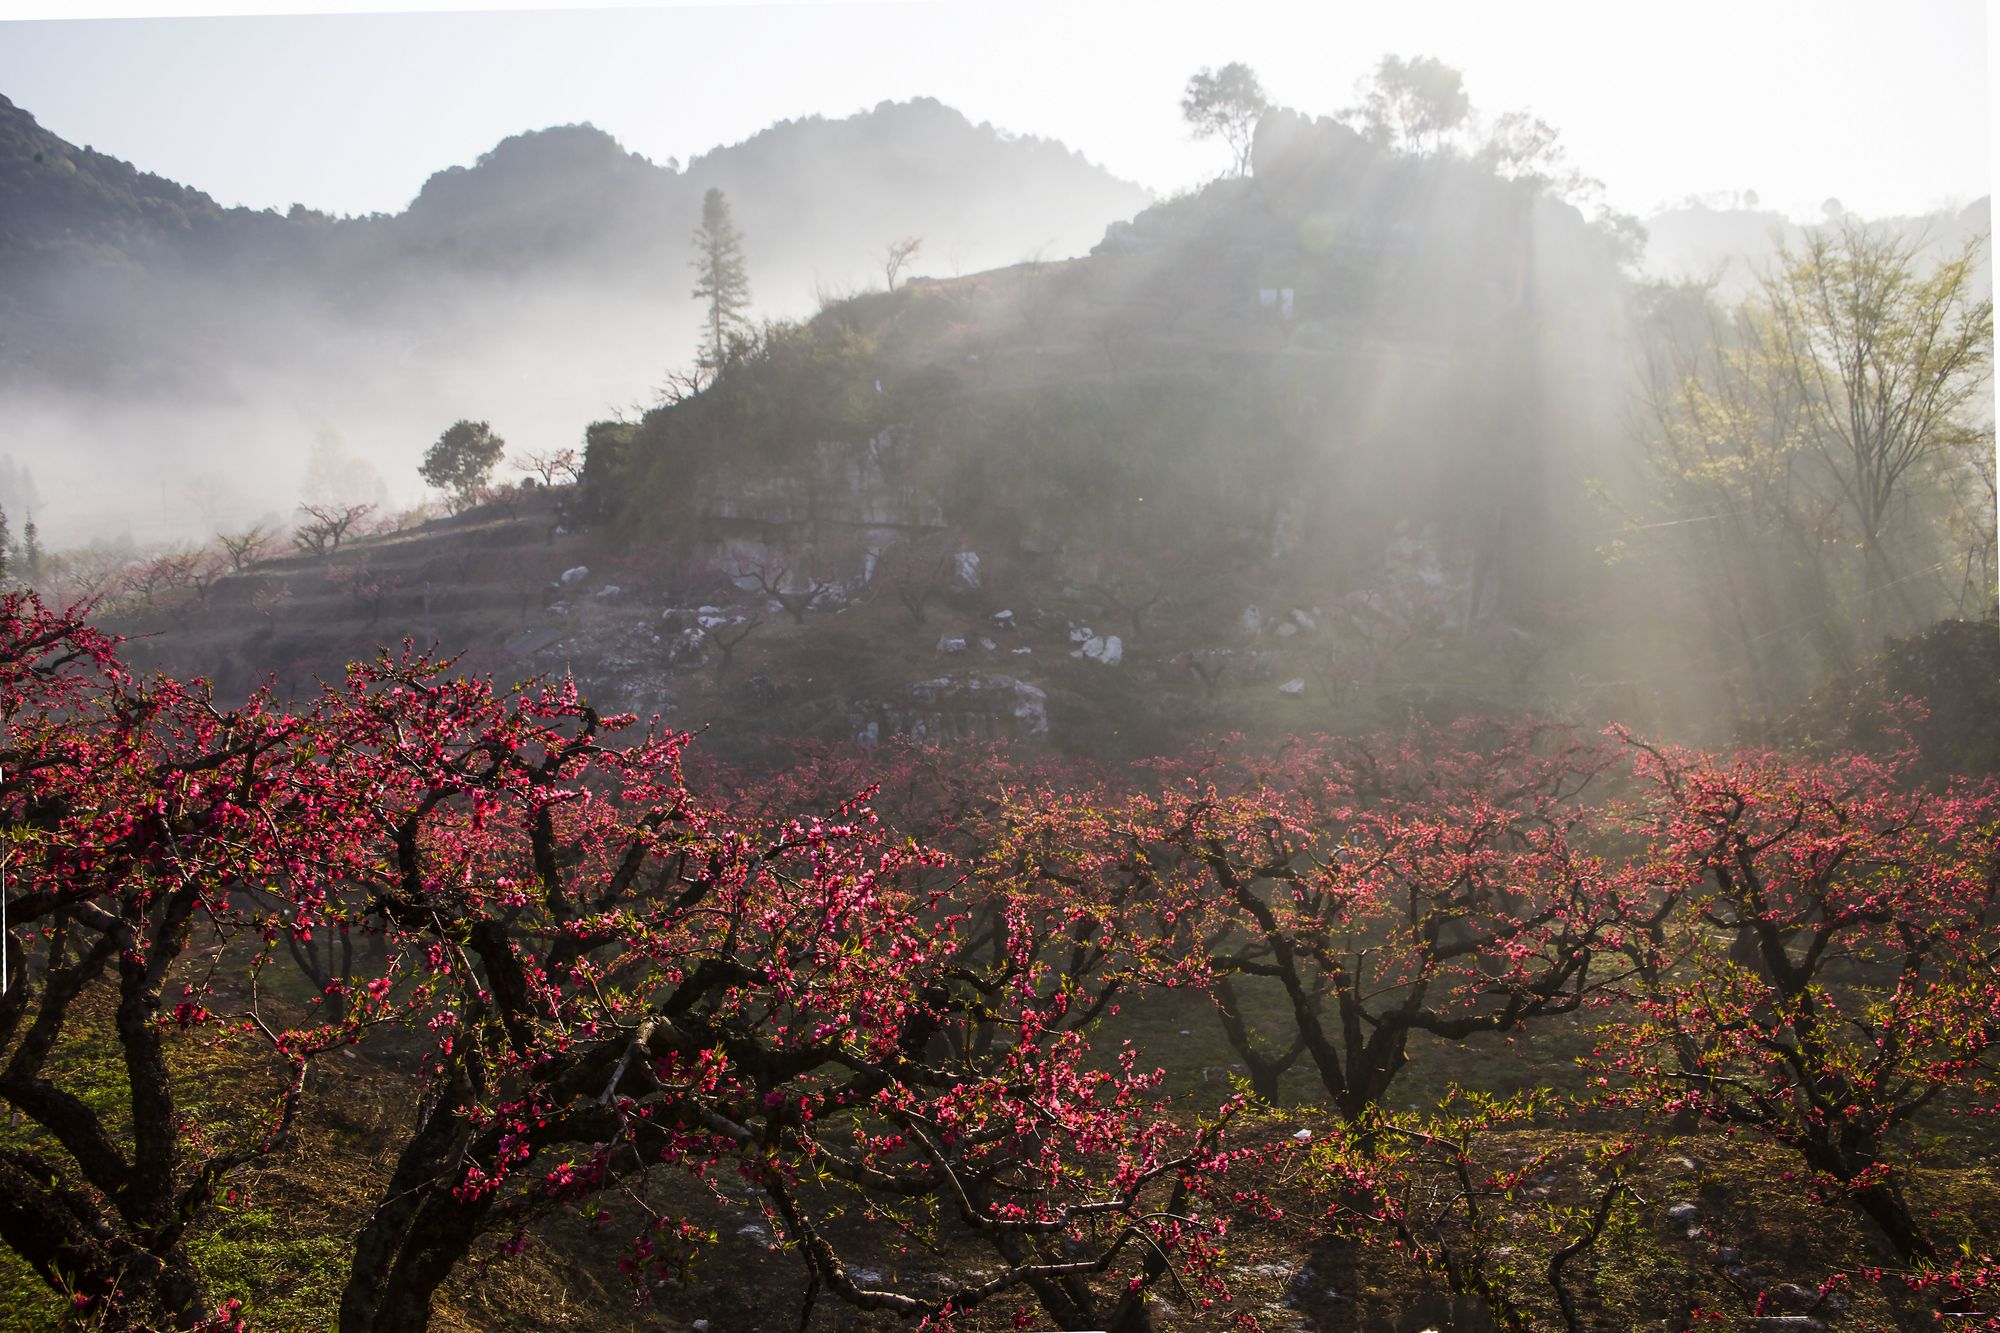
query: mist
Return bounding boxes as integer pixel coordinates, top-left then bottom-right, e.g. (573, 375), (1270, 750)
(1, 96), (1148, 547)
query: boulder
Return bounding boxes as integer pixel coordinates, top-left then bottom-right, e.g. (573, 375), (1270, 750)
(1076, 635), (1123, 666)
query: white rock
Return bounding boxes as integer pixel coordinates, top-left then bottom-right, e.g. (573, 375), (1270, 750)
(560, 566), (589, 585)
(1292, 1129), (1313, 1141)
(1079, 635), (1123, 666)
(954, 551), (981, 588)
(979, 637), (997, 651)
(595, 584), (621, 598)
(1291, 608), (1317, 631)
(1069, 624), (1094, 643)
(1012, 646), (1033, 655)
(936, 635), (967, 654)
(1279, 678), (1306, 696)
(1276, 621), (1298, 638)
(1241, 606), (1263, 635)
(992, 609), (1015, 626)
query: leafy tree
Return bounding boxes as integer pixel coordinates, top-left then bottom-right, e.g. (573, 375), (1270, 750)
(1475, 109), (1604, 207)
(1758, 219), (1993, 627)
(1627, 281), (1841, 714)
(690, 186), (751, 371)
(1180, 62), (1269, 176)
(1628, 223), (1995, 705)
(418, 419), (506, 511)
(1350, 54), (1471, 155)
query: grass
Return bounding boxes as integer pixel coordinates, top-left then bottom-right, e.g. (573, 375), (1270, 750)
(0, 960), (1996, 1330)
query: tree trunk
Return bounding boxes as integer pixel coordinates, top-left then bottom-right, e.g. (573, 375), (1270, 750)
(339, 1074), (480, 1332)
(0, 1153), (207, 1331)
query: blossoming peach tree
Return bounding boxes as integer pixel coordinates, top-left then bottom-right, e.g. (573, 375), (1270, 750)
(0, 594), (1252, 1331)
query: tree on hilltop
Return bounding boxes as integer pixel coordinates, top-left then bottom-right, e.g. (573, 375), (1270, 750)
(691, 186), (751, 371)
(1349, 54), (1471, 155)
(1181, 62), (1269, 176)
(418, 419), (506, 512)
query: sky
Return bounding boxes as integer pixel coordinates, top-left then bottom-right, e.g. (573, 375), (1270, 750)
(0, 0), (1990, 226)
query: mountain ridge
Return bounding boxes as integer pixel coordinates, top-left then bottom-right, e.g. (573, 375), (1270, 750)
(0, 92), (1154, 543)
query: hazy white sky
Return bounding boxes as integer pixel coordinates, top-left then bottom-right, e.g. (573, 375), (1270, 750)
(0, 0), (1990, 224)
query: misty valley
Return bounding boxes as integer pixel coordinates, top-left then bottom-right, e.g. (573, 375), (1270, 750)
(0, 45), (1994, 1333)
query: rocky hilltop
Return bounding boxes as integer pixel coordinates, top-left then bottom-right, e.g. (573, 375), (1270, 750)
(115, 115), (1661, 758)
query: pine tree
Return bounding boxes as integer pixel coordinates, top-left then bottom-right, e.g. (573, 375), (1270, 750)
(0, 504), (11, 585)
(22, 516), (41, 582)
(690, 187), (751, 371)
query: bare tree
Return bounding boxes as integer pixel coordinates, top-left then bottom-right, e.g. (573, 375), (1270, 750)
(186, 549), (230, 604)
(711, 616), (762, 673)
(1179, 651), (1229, 702)
(884, 236), (923, 291)
(127, 549), (202, 609)
(252, 584), (292, 631)
(656, 364), (714, 407)
(739, 557), (835, 625)
(873, 535), (954, 625)
(294, 503), (374, 557)
(218, 526), (274, 573)
(330, 557), (402, 625)
(511, 448), (582, 488)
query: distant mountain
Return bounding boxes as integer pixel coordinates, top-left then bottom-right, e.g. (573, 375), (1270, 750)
(1641, 196), (1991, 297)
(0, 94), (1150, 543)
